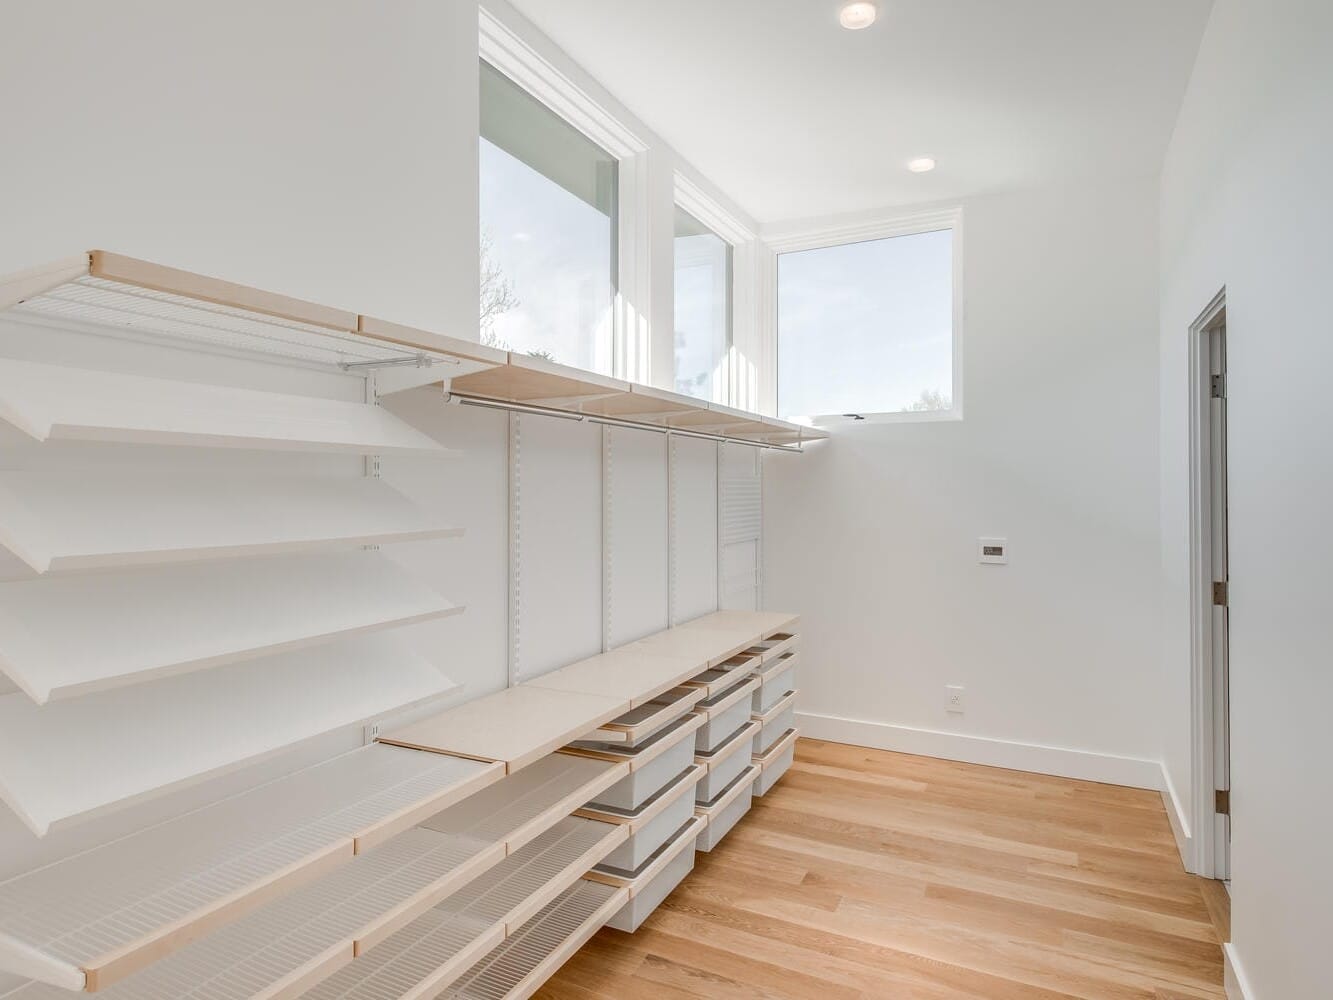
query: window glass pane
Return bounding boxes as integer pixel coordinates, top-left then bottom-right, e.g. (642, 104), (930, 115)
(479, 60), (617, 373)
(673, 207), (732, 400)
(778, 229), (953, 418)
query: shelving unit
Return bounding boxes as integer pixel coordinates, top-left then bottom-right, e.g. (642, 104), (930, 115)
(0, 633), (460, 836)
(0, 551), (460, 704)
(525, 646), (707, 709)
(0, 745), (500, 990)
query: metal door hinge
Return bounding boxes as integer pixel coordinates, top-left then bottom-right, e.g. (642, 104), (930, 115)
(1215, 789), (1230, 815)
(1212, 581), (1228, 606)
(1211, 374), (1226, 398)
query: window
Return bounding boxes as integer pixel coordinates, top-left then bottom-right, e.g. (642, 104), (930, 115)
(479, 60), (618, 373)
(673, 206), (732, 400)
(777, 226), (956, 422)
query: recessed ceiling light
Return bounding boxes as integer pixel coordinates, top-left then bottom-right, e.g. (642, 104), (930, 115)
(838, 2), (878, 30)
(908, 157), (937, 173)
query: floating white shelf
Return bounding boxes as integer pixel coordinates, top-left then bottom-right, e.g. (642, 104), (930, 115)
(0, 551), (461, 704)
(525, 646), (707, 709)
(0, 472), (460, 575)
(302, 816), (625, 1000)
(0, 358), (454, 455)
(625, 627), (757, 672)
(0, 744), (500, 990)
(381, 686), (631, 774)
(442, 880), (626, 1000)
(0, 633), (460, 836)
(678, 609), (801, 638)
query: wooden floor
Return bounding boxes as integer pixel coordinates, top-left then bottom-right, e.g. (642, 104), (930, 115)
(539, 739), (1230, 1000)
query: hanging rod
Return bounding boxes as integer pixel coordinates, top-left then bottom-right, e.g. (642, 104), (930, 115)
(341, 353), (458, 372)
(443, 393), (806, 452)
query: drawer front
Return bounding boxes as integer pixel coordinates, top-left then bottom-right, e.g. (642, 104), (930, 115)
(754, 741), (796, 797)
(588, 730), (697, 812)
(753, 653), (799, 713)
(695, 695), (753, 752)
(695, 766), (758, 852)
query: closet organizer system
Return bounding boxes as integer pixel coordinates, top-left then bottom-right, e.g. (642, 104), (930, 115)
(0, 252), (816, 999)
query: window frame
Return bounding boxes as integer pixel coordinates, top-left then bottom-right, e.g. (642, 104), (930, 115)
(480, 7), (650, 383)
(766, 205), (964, 426)
(671, 204), (734, 403)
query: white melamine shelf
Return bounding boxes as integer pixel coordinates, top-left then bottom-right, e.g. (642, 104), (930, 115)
(626, 627), (759, 672)
(302, 817), (625, 1000)
(525, 646), (707, 710)
(0, 551), (460, 704)
(443, 880), (626, 1000)
(421, 754), (628, 855)
(0, 633), (460, 836)
(678, 609), (801, 638)
(0, 358), (454, 455)
(0, 472), (460, 575)
(0, 744), (500, 990)
(381, 686), (631, 774)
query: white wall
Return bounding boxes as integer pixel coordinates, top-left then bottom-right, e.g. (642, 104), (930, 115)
(1159, 2), (1333, 996)
(765, 179), (1165, 787)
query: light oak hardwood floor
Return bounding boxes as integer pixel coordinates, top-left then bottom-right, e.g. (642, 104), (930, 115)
(539, 739), (1229, 999)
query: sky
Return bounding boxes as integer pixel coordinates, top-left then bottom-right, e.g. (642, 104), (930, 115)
(778, 229), (953, 419)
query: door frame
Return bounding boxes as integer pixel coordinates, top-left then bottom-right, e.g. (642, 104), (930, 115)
(1188, 287), (1229, 879)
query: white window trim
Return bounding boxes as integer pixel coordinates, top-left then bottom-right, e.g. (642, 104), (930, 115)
(673, 173), (760, 410)
(480, 6), (653, 384)
(763, 204), (965, 425)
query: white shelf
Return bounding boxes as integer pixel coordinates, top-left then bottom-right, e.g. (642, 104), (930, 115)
(0, 633), (460, 836)
(0, 551), (461, 704)
(678, 609), (801, 638)
(0, 358), (454, 455)
(0, 471), (461, 575)
(421, 753), (628, 855)
(443, 880), (626, 1000)
(0, 744), (500, 990)
(524, 645), (707, 709)
(302, 816), (625, 1000)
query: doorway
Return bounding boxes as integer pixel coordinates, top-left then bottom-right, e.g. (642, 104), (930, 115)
(1190, 290), (1229, 882)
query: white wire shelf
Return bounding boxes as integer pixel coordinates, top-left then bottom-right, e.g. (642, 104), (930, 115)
(302, 816), (625, 1000)
(0, 744), (500, 990)
(0, 551), (461, 704)
(420, 753), (628, 856)
(0, 357), (454, 455)
(0, 471), (460, 575)
(442, 880), (626, 1000)
(0, 632), (461, 836)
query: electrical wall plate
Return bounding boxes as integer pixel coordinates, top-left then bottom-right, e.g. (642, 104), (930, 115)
(978, 537), (1008, 564)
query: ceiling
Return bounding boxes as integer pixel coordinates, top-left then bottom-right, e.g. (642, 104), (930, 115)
(504, 0), (1213, 223)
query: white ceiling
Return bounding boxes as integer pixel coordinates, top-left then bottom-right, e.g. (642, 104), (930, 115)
(505, 0), (1213, 223)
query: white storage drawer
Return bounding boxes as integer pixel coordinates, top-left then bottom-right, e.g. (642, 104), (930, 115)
(744, 631), (798, 664)
(752, 651), (799, 714)
(584, 685), (704, 748)
(695, 765), (758, 852)
(577, 765), (704, 872)
(753, 689), (798, 756)
(575, 714), (703, 812)
(683, 650), (761, 698)
(752, 727), (799, 798)
(694, 720), (758, 803)
(590, 816), (705, 933)
(694, 676), (758, 752)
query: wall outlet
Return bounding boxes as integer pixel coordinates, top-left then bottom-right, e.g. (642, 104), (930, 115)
(979, 537), (1008, 564)
(945, 685), (965, 714)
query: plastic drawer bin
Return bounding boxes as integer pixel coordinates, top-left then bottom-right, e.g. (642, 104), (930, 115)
(584, 715), (701, 812)
(754, 690), (797, 755)
(684, 651), (760, 698)
(752, 652), (799, 714)
(744, 631), (799, 664)
(752, 728), (799, 798)
(694, 677), (758, 752)
(595, 817), (704, 933)
(583, 765), (703, 871)
(695, 766), (758, 852)
(694, 721), (758, 803)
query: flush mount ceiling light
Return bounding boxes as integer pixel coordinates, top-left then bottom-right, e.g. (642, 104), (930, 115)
(838, 1), (878, 30)
(908, 157), (937, 173)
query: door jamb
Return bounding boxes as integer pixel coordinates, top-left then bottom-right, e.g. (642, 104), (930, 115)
(1188, 287), (1228, 879)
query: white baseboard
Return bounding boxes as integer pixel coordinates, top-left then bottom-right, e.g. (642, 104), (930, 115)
(796, 711), (1163, 789)
(1159, 764), (1193, 869)
(1224, 943), (1255, 1000)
